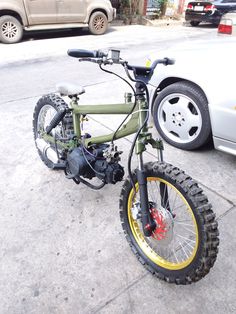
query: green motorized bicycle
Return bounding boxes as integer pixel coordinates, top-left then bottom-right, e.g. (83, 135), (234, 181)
(33, 49), (219, 284)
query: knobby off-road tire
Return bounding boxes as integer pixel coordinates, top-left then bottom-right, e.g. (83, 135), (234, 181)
(0, 15), (23, 44)
(33, 94), (73, 168)
(119, 162), (219, 284)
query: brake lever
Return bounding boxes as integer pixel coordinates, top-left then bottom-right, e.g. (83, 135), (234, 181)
(79, 58), (93, 62)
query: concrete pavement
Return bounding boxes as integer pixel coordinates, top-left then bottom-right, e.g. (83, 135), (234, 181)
(0, 24), (217, 66)
(0, 25), (236, 314)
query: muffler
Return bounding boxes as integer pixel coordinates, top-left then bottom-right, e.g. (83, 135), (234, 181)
(36, 138), (59, 164)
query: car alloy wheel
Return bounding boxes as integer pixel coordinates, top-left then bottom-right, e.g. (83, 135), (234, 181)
(157, 93), (202, 144)
(152, 82), (211, 150)
(0, 15), (23, 44)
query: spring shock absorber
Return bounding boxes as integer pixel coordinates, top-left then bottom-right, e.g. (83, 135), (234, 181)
(46, 107), (67, 134)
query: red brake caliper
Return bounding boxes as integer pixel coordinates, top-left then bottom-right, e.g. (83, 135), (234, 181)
(150, 208), (167, 240)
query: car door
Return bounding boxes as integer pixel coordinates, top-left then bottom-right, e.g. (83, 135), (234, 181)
(56, 0), (87, 23)
(24, 0), (57, 24)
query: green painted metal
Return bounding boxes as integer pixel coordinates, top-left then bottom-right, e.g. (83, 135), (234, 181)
(84, 113), (139, 147)
(42, 98), (161, 155)
(135, 97), (149, 155)
(42, 133), (73, 149)
(42, 101), (140, 149)
(72, 103), (135, 115)
(73, 113), (81, 138)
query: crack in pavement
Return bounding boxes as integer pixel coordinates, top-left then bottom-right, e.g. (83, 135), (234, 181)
(90, 273), (148, 313)
(216, 205), (236, 221)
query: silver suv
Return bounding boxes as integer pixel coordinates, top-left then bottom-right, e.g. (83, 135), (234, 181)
(0, 0), (116, 44)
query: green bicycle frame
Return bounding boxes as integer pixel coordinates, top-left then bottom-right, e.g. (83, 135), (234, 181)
(71, 98), (140, 147)
(42, 93), (163, 158)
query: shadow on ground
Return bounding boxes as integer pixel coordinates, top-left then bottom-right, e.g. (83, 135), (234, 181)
(21, 27), (117, 43)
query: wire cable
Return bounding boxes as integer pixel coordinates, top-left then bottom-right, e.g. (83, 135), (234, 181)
(99, 64), (137, 144)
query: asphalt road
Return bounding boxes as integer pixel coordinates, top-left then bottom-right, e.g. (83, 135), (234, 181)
(0, 25), (236, 314)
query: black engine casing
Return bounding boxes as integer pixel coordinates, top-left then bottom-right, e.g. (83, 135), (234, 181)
(67, 145), (124, 184)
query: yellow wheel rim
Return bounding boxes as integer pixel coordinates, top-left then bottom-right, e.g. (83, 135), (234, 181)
(128, 177), (199, 270)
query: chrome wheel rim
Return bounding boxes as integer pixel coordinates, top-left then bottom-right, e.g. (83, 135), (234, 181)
(93, 16), (105, 32)
(157, 93), (202, 144)
(2, 21), (18, 40)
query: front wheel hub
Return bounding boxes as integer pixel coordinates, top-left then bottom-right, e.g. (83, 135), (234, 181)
(150, 207), (174, 245)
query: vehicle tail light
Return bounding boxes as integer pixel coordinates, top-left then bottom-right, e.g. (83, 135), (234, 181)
(187, 4), (193, 9)
(218, 19), (232, 35)
(204, 4), (215, 11)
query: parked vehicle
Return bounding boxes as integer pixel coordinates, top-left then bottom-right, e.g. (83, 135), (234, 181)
(218, 10), (236, 34)
(147, 39), (236, 155)
(0, 0), (116, 44)
(33, 49), (219, 284)
(185, 0), (236, 26)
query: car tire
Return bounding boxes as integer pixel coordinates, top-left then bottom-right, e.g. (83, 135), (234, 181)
(190, 21), (200, 27)
(152, 81), (212, 150)
(0, 15), (23, 44)
(89, 11), (108, 35)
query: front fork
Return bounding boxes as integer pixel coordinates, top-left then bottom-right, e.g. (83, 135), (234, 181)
(136, 154), (156, 237)
(135, 86), (165, 237)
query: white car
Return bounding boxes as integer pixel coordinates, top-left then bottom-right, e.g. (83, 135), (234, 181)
(147, 38), (236, 156)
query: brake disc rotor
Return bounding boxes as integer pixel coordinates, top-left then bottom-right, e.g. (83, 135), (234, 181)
(151, 207), (174, 246)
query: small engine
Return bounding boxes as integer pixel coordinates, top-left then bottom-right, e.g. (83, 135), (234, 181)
(66, 144), (124, 184)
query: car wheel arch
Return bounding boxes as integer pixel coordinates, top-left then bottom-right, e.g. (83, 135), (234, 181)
(89, 8), (108, 22)
(151, 78), (209, 113)
(0, 10), (23, 26)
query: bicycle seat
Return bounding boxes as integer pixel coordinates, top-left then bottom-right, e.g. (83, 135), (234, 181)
(56, 83), (85, 96)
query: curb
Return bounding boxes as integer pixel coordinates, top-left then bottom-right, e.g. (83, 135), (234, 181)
(111, 18), (184, 27)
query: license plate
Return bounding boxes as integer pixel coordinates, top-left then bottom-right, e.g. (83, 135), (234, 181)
(194, 6), (204, 11)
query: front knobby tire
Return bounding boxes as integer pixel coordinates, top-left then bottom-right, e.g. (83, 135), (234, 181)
(119, 162), (219, 284)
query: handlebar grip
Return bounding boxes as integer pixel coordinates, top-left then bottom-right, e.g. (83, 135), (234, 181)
(160, 58), (175, 65)
(67, 49), (106, 58)
(164, 58), (175, 65)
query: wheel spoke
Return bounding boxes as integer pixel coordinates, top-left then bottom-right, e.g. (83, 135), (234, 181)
(188, 114), (201, 128)
(2, 22), (18, 38)
(175, 124), (192, 141)
(129, 176), (198, 267)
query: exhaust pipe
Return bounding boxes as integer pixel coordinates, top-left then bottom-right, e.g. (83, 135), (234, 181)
(36, 138), (59, 164)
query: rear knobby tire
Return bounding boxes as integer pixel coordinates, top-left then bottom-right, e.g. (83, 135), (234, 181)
(33, 94), (73, 168)
(119, 162), (219, 284)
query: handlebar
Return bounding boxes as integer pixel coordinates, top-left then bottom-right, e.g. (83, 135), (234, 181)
(67, 49), (107, 59)
(67, 49), (175, 79)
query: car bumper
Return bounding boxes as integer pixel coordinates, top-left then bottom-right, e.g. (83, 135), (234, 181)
(113, 8), (117, 20)
(108, 8), (116, 22)
(185, 12), (221, 24)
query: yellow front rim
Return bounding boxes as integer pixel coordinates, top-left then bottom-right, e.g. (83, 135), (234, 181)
(128, 177), (199, 270)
